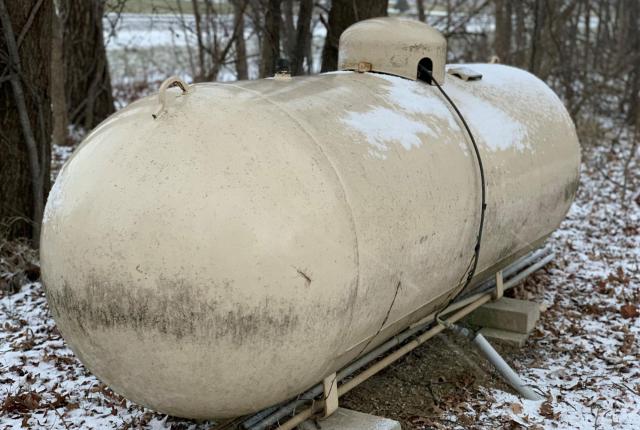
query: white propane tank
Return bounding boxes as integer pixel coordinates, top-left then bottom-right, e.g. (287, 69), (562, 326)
(41, 18), (580, 419)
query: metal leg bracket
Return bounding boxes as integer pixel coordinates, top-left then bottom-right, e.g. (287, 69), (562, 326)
(493, 270), (504, 300)
(322, 373), (338, 417)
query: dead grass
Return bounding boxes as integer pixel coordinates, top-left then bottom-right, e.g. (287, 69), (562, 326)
(340, 332), (524, 429)
(0, 219), (40, 296)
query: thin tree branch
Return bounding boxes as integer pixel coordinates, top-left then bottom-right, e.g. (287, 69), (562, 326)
(16, 0), (44, 48)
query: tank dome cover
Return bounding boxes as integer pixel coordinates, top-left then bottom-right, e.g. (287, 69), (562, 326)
(338, 17), (447, 83)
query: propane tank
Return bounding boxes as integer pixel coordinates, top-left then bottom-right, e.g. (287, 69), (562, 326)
(41, 17), (580, 419)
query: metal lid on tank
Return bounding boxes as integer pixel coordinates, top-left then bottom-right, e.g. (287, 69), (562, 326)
(338, 17), (447, 83)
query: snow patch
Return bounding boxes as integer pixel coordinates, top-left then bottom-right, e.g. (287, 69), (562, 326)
(450, 89), (530, 152)
(341, 107), (432, 159)
(375, 73), (458, 128)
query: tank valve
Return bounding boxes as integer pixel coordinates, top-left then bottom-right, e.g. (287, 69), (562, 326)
(153, 76), (191, 119)
(274, 58), (292, 81)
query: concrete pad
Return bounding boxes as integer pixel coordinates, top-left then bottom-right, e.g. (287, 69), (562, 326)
(299, 408), (401, 430)
(480, 327), (529, 348)
(468, 297), (540, 334)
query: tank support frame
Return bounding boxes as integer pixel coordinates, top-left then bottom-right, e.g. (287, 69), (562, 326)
(243, 246), (555, 430)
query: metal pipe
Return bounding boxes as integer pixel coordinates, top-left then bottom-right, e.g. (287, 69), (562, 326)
(503, 252), (555, 290)
(458, 248), (552, 301)
(276, 403), (322, 430)
(242, 406), (280, 428)
(472, 332), (543, 400)
(443, 251), (555, 318)
(246, 248), (554, 430)
(446, 323), (543, 401)
(502, 248), (549, 278)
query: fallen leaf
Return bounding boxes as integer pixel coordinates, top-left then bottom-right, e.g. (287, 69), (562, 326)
(408, 415), (435, 426)
(24, 263), (40, 282)
(1, 391), (42, 414)
(620, 333), (636, 355)
(510, 402), (523, 414)
(539, 401), (555, 418)
(620, 304), (638, 319)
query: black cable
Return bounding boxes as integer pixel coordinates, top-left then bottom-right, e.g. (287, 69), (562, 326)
(417, 65), (487, 322)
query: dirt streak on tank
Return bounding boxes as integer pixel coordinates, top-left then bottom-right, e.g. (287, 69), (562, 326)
(40, 17), (580, 419)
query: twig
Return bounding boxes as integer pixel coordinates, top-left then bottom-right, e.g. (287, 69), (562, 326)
(593, 160), (624, 188)
(444, 0), (491, 38)
(613, 382), (640, 397)
(209, 0), (248, 79)
(52, 406), (71, 430)
(0, 72), (15, 86)
(16, 0), (44, 48)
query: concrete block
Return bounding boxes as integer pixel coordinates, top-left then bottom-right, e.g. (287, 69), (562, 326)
(299, 408), (401, 430)
(479, 327), (529, 348)
(468, 297), (540, 334)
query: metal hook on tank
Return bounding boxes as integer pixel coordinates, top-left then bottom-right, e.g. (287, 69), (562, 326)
(152, 76), (191, 119)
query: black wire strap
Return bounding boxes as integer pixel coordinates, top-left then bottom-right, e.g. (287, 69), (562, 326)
(417, 65), (488, 322)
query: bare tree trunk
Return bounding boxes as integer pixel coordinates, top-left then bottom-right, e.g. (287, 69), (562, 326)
(291, 0), (313, 75)
(320, 0), (388, 72)
(513, 0), (526, 68)
(192, 0), (206, 81)
(232, 0), (249, 80)
(582, 0), (590, 71)
(0, 0), (52, 243)
(260, 0), (281, 78)
(62, 0), (114, 131)
(493, 0), (512, 63)
(529, 0), (542, 75)
(417, 0), (426, 22)
(305, 13), (313, 73)
(51, 0), (68, 147)
(625, 0), (640, 123)
(282, 0), (296, 59)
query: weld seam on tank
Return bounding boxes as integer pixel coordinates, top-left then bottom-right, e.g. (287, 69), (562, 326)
(245, 247), (553, 430)
(222, 81), (363, 351)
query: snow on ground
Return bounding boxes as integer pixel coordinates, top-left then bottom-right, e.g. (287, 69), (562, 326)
(104, 13), (327, 92)
(0, 282), (205, 429)
(105, 13), (200, 49)
(470, 125), (640, 429)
